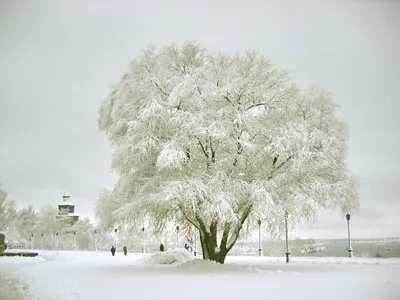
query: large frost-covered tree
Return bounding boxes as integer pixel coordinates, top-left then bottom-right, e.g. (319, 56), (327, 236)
(98, 42), (358, 263)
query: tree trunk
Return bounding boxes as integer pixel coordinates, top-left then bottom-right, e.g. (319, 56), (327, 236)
(213, 248), (229, 264)
(199, 231), (230, 264)
(198, 223), (240, 264)
(194, 204), (253, 264)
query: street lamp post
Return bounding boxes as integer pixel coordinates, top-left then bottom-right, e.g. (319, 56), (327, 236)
(346, 213), (353, 258)
(176, 225), (180, 249)
(41, 233), (44, 250)
(284, 211), (291, 263)
(194, 230), (197, 257)
(141, 227), (145, 253)
(94, 230), (97, 252)
(114, 229), (118, 251)
(73, 232), (76, 251)
(31, 234), (34, 250)
(56, 233), (59, 251)
(258, 219), (262, 256)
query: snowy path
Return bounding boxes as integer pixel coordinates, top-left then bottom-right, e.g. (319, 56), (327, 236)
(1, 251), (399, 300)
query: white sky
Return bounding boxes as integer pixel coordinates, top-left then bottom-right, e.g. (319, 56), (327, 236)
(0, 0), (399, 239)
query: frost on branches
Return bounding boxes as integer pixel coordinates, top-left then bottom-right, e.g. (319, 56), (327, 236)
(97, 42), (358, 263)
(0, 184), (16, 232)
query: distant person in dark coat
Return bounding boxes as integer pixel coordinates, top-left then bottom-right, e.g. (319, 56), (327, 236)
(123, 246), (127, 256)
(159, 243), (165, 252)
(111, 246), (116, 256)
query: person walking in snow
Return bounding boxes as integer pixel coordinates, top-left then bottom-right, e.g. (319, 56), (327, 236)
(111, 246), (116, 256)
(123, 246), (127, 256)
(159, 243), (165, 252)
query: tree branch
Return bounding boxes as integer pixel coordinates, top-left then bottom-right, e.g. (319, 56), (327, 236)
(219, 222), (231, 250)
(267, 155), (293, 180)
(272, 156), (278, 167)
(223, 94), (234, 106)
(178, 205), (200, 229)
(275, 155), (292, 171)
(195, 212), (208, 234)
(198, 140), (209, 159)
(245, 102), (271, 111)
(227, 203), (253, 250)
(186, 148), (191, 161)
(209, 136), (216, 163)
(153, 81), (168, 97)
(232, 123), (243, 167)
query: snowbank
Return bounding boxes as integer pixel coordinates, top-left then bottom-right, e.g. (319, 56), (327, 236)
(226, 255), (400, 266)
(2, 250), (400, 300)
(177, 258), (224, 270)
(0, 273), (39, 300)
(176, 258), (252, 273)
(143, 249), (194, 265)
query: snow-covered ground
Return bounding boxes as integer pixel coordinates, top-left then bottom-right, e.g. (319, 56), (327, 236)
(1, 249), (399, 300)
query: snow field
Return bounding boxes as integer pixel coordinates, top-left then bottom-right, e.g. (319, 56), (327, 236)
(0, 249), (399, 300)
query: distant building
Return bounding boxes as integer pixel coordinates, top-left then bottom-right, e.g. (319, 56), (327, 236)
(57, 193), (79, 225)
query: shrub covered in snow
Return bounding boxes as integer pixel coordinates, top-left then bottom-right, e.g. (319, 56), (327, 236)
(143, 248), (194, 265)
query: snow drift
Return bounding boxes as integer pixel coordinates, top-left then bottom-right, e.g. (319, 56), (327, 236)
(143, 249), (194, 265)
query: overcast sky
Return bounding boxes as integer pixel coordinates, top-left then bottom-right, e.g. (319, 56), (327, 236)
(0, 0), (399, 239)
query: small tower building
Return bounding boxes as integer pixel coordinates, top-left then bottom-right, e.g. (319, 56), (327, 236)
(57, 193), (79, 225)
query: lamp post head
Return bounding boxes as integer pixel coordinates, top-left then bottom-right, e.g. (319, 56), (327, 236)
(346, 213), (351, 221)
(176, 225), (179, 232)
(141, 227), (145, 232)
(114, 228), (117, 233)
(257, 219), (261, 226)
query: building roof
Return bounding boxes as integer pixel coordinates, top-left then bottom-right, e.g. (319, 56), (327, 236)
(67, 213), (79, 217)
(58, 201), (75, 206)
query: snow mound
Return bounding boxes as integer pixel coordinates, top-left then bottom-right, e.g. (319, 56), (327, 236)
(143, 249), (194, 265)
(178, 258), (222, 270)
(178, 258), (263, 273)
